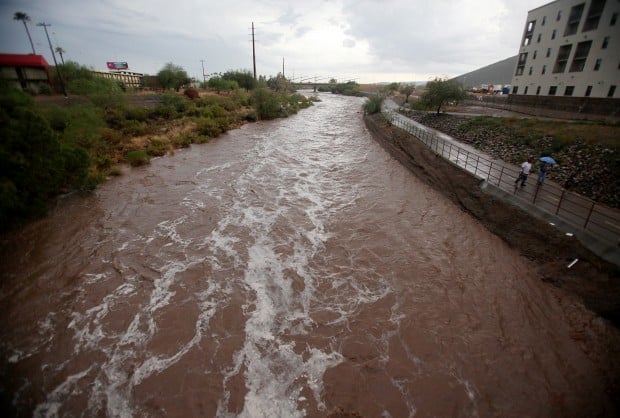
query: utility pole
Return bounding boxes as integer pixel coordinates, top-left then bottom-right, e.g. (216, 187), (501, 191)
(251, 22), (256, 80)
(200, 59), (206, 83)
(37, 22), (67, 97)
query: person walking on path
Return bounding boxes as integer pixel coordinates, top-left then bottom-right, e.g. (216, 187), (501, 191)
(515, 158), (533, 188)
(538, 161), (550, 185)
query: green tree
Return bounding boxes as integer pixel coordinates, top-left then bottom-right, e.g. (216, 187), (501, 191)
(222, 70), (257, 91)
(420, 77), (467, 114)
(266, 73), (292, 92)
(13, 11), (35, 54)
(400, 84), (415, 103)
(55, 46), (66, 64)
(157, 63), (190, 91)
(207, 76), (239, 93)
(384, 82), (400, 94)
(251, 87), (282, 120)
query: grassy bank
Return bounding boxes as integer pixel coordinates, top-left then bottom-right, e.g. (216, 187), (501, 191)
(0, 80), (315, 232)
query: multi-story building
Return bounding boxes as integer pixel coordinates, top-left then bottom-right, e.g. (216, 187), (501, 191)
(510, 0), (619, 98)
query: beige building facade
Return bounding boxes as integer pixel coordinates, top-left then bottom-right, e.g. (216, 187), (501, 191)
(510, 0), (619, 98)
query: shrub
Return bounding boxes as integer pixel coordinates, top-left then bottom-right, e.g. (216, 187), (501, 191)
(161, 93), (188, 112)
(146, 139), (169, 156)
(172, 134), (193, 148)
(197, 117), (222, 137)
(126, 150), (150, 166)
(0, 87), (91, 231)
(363, 94), (385, 114)
(124, 106), (150, 122)
(184, 88), (199, 99)
(252, 87), (283, 120)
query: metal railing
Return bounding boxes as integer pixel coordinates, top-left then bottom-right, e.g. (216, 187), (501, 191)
(385, 111), (620, 246)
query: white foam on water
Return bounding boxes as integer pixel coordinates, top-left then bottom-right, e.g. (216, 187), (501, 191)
(212, 119), (382, 416)
(33, 366), (94, 418)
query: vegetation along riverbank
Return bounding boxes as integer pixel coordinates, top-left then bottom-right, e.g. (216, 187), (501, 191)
(398, 100), (620, 209)
(0, 63), (317, 233)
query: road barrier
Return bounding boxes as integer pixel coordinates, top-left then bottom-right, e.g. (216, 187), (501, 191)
(385, 111), (620, 246)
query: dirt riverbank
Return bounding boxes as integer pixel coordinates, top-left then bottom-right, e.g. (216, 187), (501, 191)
(364, 113), (620, 329)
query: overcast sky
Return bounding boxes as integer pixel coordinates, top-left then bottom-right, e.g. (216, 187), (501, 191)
(1, 0), (546, 83)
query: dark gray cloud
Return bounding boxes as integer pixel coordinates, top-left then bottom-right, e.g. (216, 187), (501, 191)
(0, 0), (545, 82)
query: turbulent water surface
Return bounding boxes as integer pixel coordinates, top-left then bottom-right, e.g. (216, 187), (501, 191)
(0, 93), (617, 417)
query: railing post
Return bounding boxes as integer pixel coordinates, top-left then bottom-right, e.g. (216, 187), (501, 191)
(584, 201), (596, 229)
(465, 152), (469, 170)
(532, 182), (541, 203)
(456, 148), (461, 165)
(555, 189), (565, 215)
(475, 155), (480, 176)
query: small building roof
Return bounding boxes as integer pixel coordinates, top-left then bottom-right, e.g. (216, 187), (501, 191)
(0, 54), (50, 69)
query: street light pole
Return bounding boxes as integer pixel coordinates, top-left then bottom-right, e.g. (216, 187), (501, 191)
(201, 59), (206, 83)
(37, 22), (67, 97)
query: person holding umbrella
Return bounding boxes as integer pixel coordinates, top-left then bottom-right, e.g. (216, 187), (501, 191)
(538, 156), (556, 185)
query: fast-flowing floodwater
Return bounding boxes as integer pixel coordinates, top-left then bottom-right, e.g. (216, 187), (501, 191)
(1, 93), (618, 417)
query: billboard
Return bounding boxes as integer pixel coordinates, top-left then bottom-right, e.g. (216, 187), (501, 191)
(106, 62), (128, 70)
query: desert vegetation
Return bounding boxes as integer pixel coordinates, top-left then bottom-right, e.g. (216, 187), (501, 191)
(0, 62), (315, 232)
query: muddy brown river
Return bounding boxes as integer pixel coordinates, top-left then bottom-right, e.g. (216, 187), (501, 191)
(1, 93), (618, 417)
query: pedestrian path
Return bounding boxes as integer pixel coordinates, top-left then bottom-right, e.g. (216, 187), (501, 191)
(382, 99), (620, 266)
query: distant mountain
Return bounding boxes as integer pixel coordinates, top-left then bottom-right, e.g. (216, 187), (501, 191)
(452, 56), (517, 88)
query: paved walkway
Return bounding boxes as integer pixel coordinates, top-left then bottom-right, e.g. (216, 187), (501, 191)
(383, 99), (620, 266)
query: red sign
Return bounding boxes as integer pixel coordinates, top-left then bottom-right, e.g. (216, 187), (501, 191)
(106, 62), (128, 70)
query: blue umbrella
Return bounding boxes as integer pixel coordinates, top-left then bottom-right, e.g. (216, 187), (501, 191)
(540, 156), (556, 164)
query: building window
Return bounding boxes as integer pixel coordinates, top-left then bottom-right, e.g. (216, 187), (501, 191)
(583, 0), (606, 32)
(523, 20), (536, 46)
(564, 86), (575, 96)
(602, 36), (610, 48)
(533, 50), (538, 59)
(569, 40), (592, 71)
(585, 85), (592, 96)
(557, 10), (562, 21)
(527, 21), (535, 32)
(529, 66), (533, 75)
(542, 16), (547, 25)
(536, 86), (541, 95)
(594, 58), (602, 70)
(512, 86), (519, 94)
(552, 29), (557, 39)
(549, 86), (557, 95)
(553, 44), (573, 73)
(609, 85), (617, 97)
(564, 3), (585, 36)
(515, 52), (528, 75)
(542, 64), (547, 74)
(524, 86), (529, 95)
(611, 12), (618, 26)
(537, 33), (542, 42)
(546, 47), (552, 57)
